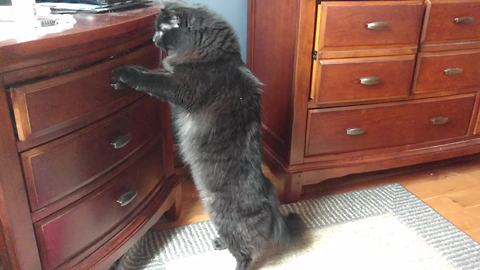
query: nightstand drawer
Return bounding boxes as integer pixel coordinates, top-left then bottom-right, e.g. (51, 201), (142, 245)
(21, 97), (160, 211)
(414, 49), (480, 93)
(306, 94), (475, 156)
(9, 45), (158, 150)
(317, 1), (424, 51)
(422, 0), (480, 45)
(311, 55), (415, 104)
(34, 141), (164, 270)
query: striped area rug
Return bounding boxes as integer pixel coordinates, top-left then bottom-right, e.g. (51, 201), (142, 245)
(113, 184), (480, 270)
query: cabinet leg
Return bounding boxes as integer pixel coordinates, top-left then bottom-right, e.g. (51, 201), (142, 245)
(164, 183), (182, 221)
(284, 173), (303, 203)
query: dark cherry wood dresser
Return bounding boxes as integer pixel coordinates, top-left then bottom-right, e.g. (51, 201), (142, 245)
(249, 0), (480, 202)
(0, 5), (181, 270)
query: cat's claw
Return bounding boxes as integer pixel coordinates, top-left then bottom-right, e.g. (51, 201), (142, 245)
(111, 65), (142, 90)
(110, 82), (128, 90)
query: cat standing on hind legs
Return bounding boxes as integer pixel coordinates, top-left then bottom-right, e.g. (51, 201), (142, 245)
(111, 3), (306, 269)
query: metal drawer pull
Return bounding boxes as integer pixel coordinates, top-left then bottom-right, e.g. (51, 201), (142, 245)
(346, 128), (366, 136)
(366, 21), (389, 30)
(359, 76), (381, 86)
(444, 67), (463, 76)
(110, 133), (132, 149)
(431, 116), (449, 125)
(116, 191), (138, 207)
(453, 16), (475, 25)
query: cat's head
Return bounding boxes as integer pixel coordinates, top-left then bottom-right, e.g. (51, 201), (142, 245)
(153, 3), (241, 62)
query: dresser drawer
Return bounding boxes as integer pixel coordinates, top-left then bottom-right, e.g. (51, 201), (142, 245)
(422, 0), (480, 46)
(9, 45), (158, 150)
(316, 1), (424, 53)
(34, 142), (164, 270)
(21, 97), (160, 211)
(414, 49), (480, 93)
(306, 94), (475, 156)
(311, 55), (415, 104)
(0, 222), (11, 270)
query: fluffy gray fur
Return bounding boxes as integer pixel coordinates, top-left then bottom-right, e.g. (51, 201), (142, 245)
(111, 3), (306, 270)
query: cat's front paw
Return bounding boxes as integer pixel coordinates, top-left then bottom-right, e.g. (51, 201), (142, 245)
(111, 65), (143, 91)
(110, 80), (128, 90)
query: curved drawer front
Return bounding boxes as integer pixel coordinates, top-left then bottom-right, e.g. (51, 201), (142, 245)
(311, 55), (415, 104)
(34, 142), (164, 270)
(422, 0), (480, 45)
(318, 1), (424, 49)
(0, 222), (12, 270)
(414, 49), (480, 93)
(9, 45), (159, 149)
(21, 97), (161, 211)
(306, 94), (475, 156)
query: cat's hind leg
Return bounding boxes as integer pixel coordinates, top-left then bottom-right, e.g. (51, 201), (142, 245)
(235, 257), (252, 270)
(212, 237), (227, 250)
(224, 240), (253, 270)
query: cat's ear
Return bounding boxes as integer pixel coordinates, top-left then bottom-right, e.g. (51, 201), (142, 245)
(161, 3), (192, 31)
(162, 1), (181, 11)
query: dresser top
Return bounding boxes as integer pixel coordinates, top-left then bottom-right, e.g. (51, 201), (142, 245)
(0, 4), (161, 73)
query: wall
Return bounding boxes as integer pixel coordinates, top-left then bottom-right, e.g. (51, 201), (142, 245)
(183, 0), (248, 62)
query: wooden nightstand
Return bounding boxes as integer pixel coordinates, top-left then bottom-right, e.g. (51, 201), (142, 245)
(0, 5), (181, 270)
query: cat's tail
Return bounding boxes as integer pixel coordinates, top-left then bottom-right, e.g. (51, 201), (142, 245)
(273, 212), (307, 245)
(285, 213), (306, 242)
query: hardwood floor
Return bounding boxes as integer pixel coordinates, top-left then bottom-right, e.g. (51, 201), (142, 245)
(156, 155), (480, 242)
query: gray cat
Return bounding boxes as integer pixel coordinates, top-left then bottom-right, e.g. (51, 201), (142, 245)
(111, 3), (306, 270)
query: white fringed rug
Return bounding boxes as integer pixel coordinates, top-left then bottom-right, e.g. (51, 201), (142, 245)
(114, 184), (480, 270)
